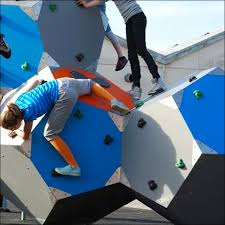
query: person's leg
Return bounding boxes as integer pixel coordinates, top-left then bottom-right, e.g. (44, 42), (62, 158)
(105, 29), (123, 58)
(131, 13), (160, 80)
(44, 79), (81, 176)
(126, 19), (141, 88)
(105, 25), (128, 71)
(91, 82), (130, 115)
(125, 18), (142, 100)
(50, 136), (79, 169)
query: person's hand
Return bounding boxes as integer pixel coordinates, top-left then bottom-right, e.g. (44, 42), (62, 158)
(76, 0), (88, 8)
(8, 131), (17, 139)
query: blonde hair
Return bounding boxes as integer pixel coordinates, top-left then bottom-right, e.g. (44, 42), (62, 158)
(0, 103), (22, 129)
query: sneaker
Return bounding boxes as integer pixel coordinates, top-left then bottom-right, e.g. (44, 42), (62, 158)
(128, 86), (142, 101)
(115, 56), (128, 71)
(148, 78), (166, 95)
(55, 165), (81, 176)
(0, 34), (11, 59)
(124, 73), (133, 83)
(110, 99), (130, 116)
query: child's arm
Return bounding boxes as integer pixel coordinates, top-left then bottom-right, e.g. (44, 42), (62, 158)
(22, 78), (43, 93)
(23, 121), (33, 140)
(8, 121), (33, 140)
(76, 0), (101, 8)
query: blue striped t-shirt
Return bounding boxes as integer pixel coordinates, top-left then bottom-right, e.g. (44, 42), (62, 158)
(15, 80), (59, 122)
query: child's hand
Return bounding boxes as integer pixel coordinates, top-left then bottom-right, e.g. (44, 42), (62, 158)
(8, 131), (17, 139)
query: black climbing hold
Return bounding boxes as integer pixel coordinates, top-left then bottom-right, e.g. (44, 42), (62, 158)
(189, 76), (197, 82)
(52, 169), (62, 177)
(76, 0), (84, 7)
(76, 53), (84, 62)
(71, 71), (88, 79)
(93, 77), (110, 88)
(148, 180), (157, 190)
(137, 118), (146, 128)
(74, 110), (82, 119)
(10, 132), (17, 139)
(104, 135), (114, 145)
(41, 80), (47, 85)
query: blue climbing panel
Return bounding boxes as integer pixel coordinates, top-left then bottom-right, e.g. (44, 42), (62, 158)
(179, 72), (225, 155)
(0, 6), (43, 88)
(31, 101), (121, 195)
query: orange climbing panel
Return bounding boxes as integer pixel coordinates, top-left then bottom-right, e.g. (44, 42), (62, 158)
(53, 68), (135, 112)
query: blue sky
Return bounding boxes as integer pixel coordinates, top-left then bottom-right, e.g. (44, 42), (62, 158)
(106, 1), (224, 52)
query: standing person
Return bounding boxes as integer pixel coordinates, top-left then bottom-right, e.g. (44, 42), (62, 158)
(76, 0), (165, 100)
(0, 77), (130, 176)
(98, 2), (128, 71)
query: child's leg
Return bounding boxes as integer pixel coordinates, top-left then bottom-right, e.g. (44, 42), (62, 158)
(49, 136), (79, 169)
(105, 26), (128, 71)
(91, 82), (130, 116)
(91, 82), (114, 101)
(44, 78), (81, 175)
(105, 29), (123, 58)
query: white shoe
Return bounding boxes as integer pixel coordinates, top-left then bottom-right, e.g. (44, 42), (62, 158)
(148, 78), (166, 95)
(128, 86), (142, 100)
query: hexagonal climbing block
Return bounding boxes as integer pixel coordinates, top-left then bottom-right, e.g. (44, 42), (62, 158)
(121, 67), (224, 215)
(0, 4), (44, 88)
(37, 0), (104, 71)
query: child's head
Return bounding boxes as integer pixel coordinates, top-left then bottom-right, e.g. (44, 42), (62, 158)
(0, 103), (22, 130)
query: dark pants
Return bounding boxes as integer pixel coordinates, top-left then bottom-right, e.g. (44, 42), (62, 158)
(0, 194), (3, 208)
(126, 12), (160, 88)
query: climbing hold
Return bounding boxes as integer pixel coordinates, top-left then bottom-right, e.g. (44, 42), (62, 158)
(135, 100), (144, 108)
(148, 180), (157, 190)
(76, 53), (84, 62)
(175, 159), (186, 169)
(189, 76), (197, 82)
(93, 78), (110, 88)
(10, 132), (17, 139)
(41, 80), (47, 85)
(104, 135), (113, 145)
(21, 62), (30, 71)
(49, 4), (57, 12)
(52, 169), (62, 177)
(137, 118), (146, 128)
(74, 110), (82, 119)
(76, 0), (84, 7)
(193, 90), (203, 100)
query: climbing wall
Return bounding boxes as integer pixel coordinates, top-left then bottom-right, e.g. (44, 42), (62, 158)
(121, 67), (224, 224)
(0, 0), (104, 88)
(1, 1), (224, 225)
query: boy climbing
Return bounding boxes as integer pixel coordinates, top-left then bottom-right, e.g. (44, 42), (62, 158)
(0, 77), (130, 177)
(76, 0), (165, 100)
